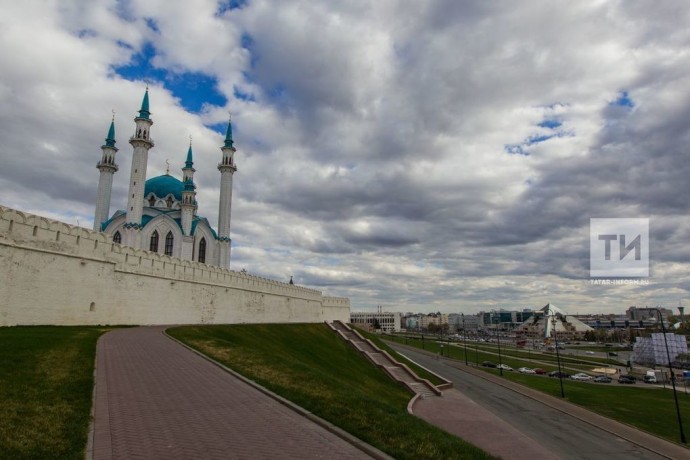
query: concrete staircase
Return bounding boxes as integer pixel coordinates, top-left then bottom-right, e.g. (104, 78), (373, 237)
(328, 321), (450, 398)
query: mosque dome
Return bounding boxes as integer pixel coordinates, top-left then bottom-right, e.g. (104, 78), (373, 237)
(144, 175), (184, 201)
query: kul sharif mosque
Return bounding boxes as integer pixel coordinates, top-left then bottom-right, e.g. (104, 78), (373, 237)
(93, 89), (237, 268)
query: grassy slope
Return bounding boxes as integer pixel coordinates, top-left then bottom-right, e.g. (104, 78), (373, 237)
(168, 324), (495, 460)
(0, 326), (111, 460)
(354, 328), (446, 385)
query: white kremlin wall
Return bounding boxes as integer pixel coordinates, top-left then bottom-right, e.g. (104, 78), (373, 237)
(0, 205), (350, 326)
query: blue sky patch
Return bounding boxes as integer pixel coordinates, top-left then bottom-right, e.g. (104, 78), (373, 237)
(217, 0), (249, 15)
(113, 43), (227, 113)
(538, 119), (562, 129)
(504, 144), (529, 156)
(144, 18), (160, 33)
(612, 90), (634, 108)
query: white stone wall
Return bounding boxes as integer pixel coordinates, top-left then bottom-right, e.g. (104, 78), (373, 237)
(0, 205), (350, 326)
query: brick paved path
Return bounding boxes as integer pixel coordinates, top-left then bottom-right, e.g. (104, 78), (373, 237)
(90, 327), (372, 459)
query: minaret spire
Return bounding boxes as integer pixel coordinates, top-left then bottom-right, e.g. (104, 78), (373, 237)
(224, 116), (234, 148)
(217, 113), (237, 268)
(180, 139), (197, 259)
(94, 113), (119, 230)
(138, 85), (151, 119)
(125, 88), (155, 233)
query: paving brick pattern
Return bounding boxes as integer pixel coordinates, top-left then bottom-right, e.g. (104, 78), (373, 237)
(91, 327), (372, 460)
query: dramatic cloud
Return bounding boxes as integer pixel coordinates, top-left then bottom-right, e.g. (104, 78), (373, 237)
(2, 0), (690, 314)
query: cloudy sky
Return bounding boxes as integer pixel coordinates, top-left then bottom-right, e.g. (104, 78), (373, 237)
(2, 0), (690, 315)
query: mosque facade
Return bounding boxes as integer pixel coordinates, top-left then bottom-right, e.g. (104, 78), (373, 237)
(93, 89), (236, 268)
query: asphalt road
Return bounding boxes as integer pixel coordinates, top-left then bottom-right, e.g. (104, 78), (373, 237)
(389, 344), (667, 460)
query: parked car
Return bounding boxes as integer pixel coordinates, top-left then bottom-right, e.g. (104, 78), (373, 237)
(643, 375), (657, 384)
(518, 367), (536, 374)
(497, 364), (513, 371)
(481, 361), (497, 368)
(585, 351), (595, 355)
(618, 375), (636, 384)
(532, 368), (546, 375)
(608, 352), (618, 357)
(593, 375), (612, 383)
(548, 371), (570, 378)
(571, 373), (592, 381)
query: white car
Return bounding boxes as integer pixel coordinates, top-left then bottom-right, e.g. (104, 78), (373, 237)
(585, 351), (595, 355)
(497, 364), (513, 371)
(571, 373), (592, 381)
(518, 367), (536, 374)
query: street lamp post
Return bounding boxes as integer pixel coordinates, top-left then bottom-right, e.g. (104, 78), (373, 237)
(552, 314), (565, 398)
(493, 311), (504, 376)
(653, 308), (686, 444)
(474, 337), (479, 366)
(462, 313), (469, 365)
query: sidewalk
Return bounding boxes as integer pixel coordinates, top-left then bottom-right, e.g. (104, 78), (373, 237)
(89, 327), (378, 460)
(411, 389), (558, 459)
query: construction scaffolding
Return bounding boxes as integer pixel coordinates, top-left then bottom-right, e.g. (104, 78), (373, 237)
(632, 333), (688, 365)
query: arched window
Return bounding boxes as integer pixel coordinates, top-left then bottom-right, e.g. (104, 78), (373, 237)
(113, 231), (121, 244)
(148, 196), (156, 207)
(166, 196), (174, 208)
(164, 231), (174, 256)
(149, 230), (159, 252)
(198, 238), (206, 263)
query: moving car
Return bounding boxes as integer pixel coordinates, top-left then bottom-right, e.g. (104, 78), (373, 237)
(532, 368), (546, 375)
(593, 375), (612, 383)
(570, 373), (592, 381)
(497, 364), (513, 371)
(618, 375), (636, 384)
(548, 371), (570, 378)
(585, 351), (595, 355)
(481, 361), (497, 368)
(643, 375), (657, 384)
(518, 367), (536, 374)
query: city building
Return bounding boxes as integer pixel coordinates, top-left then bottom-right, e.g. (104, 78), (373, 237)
(448, 313), (479, 333)
(350, 310), (402, 333)
(420, 313), (448, 330)
(479, 309), (534, 329)
(626, 306), (673, 321)
(405, 314), (421, 331)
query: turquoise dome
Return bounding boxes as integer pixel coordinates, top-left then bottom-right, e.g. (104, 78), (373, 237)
(144, 175), (183, 201)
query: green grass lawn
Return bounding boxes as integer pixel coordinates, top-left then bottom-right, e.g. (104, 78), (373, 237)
(168, 324), (495, 460)
(0, 326), (112, 460)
